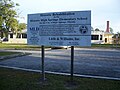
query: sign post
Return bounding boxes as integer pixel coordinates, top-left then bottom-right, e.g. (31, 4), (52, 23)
(71, 46), (74, 82)
(41, 45), (45, 81)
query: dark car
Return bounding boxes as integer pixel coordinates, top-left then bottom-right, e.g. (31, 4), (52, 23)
(1, 37), (8, 41)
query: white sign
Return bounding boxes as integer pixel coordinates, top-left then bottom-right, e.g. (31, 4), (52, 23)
(27, 11), (91, 46)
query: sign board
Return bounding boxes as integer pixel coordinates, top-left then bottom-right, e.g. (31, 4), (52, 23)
(27, 11), (91, 46)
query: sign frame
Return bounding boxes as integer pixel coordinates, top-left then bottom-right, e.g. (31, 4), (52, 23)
(27, 10), (91, 46)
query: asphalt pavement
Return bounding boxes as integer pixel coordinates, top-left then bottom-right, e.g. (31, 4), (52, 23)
(0, 48), (120, 79)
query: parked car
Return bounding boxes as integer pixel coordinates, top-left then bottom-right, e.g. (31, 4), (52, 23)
(1, 37), (8, 42)
(51, 46), (70, 49)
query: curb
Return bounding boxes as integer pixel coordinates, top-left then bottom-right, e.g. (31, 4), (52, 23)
(0, 53), (31, 60)
(0, 48), (52, 51)
(0, 65), (120, 81)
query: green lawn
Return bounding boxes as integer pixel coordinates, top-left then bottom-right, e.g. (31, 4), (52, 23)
(92, 44), (120, 48)
(0, 52), (19, 56)
(0, 43), (120, 50)
(0, 43), (41, 50)
(0, 67), (120, 90)
(76, 44), (120, 49)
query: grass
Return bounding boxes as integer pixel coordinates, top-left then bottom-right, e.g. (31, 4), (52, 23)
(0, 52), (19, 56)
(0, 67), (120, 90)
(0, 43), (120, 50)
(0, 43), (41, 50)
(0, 43), (52, 50)
(92, 44), (120, 48)
(0, 52), (22, 61)
(77, 44), (120, 49)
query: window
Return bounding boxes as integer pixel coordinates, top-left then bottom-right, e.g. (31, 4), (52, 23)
(10, 34), (13, 38)
(91, 35), (99, 40)
(105, 38), (107, 42)
(100, 35), (102, 40)
(22, 33), (27, 38)
(16, 33), (21, 38)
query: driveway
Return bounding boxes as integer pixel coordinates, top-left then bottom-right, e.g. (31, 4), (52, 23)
(0, 48), (120, 79)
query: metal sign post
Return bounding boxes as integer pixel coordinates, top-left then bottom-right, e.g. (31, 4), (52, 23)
(41, 45), (45, 81)
(71, 46), (74, 82)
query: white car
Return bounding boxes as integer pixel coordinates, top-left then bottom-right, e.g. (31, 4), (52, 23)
(51, 46), (70, 49)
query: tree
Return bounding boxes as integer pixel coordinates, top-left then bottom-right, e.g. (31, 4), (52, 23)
(0, 16), (3, 29)
(109, 27), (113, 33)
(8, 17), (18, 35)
(95, 28), (100, 31)
(18, 23), (26, 32)
(117, 32), (120, 38)
(0, 0), (19, 38)
(0, 16), (4, 37)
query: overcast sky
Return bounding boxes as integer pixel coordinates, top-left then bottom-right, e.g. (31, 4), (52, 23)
(13, 0), (120, 33)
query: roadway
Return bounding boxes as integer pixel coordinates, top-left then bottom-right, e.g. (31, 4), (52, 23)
(0, 48), (120, 79)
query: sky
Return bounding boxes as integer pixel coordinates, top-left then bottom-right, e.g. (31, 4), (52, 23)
(13, 0), (120, 33)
